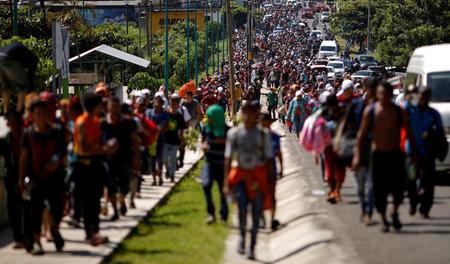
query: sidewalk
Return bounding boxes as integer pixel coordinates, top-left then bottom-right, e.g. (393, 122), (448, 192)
(0, 149), (203, 264)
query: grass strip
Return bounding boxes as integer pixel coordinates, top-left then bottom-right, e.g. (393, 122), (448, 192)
(107, 160), (230, 264)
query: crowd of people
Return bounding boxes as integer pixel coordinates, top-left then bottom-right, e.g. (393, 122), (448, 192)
(0, 0), (447, 261)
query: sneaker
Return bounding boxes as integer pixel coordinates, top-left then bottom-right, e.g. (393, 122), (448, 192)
(53, 232), (65, 252)
(170, 177), (175, 183)
(247, 250), (255, 260)
(92, 233), (109, 245)
(391, 213), (402, 231)
(409, 205), (417, 216)
(271, 219), (280, 230)
(111, 213), (119, 221)
(159, 178), (163, 186)
(151, 181), (157, 186)
(420, 213), (430, 219)
(381, 221), (390, 233)
(120, 205), (127, 216)
(30, 243), (44, 255)
(206, 214), (216, 225)
(130, 201), (136, 209)
(237, 238), (245, 255)
(85, 236), (98, 247)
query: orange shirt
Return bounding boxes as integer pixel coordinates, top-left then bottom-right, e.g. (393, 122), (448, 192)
(73, 113), (101, 156)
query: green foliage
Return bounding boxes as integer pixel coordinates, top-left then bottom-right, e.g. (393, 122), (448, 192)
(330, 0), (369, 46)
(0, 5), (51, 40)
(183, 128), (200, 151)
(0, 36), (54, 92)
(372, 0), (449, 66)
(108, 160), (230, 264)
(127, 72), (176, 94)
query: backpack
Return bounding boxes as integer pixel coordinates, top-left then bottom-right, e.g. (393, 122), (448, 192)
(424, 108), (448, 161)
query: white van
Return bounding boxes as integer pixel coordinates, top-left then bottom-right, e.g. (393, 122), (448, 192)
(318, 40), (338, 59)
(405, 43), (450, 170)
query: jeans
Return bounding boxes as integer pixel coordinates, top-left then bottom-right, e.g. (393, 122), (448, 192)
(268, 104), (277, 120)
(408, 154), (435, 215)
(202, 161), (228, 221)
(4, 177), (24, 242)
(164, 144), (179, 179)
(235, 181), (263, 251)
(73, 161), (105, 238)
(354, 165), (373, 214)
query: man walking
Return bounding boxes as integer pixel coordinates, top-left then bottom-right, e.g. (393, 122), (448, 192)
(223, 101), (274, 259)
(353, 82), (417, 232)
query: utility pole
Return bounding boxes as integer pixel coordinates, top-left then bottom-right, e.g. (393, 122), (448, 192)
(246, 0), (253, 89)
(205, 3), (209, 76)
(164, 0), (169, 93)
(216, 0), (219, 71)
(367, 0), (371, 52)
(150, 1), (153, 74)
(222, 8), (225, 64)
(211, 0), (215, 74)
(146, 1), (151, 59)
(186, 0), (190, 82)
(13, 0), (18, 36)
(194, 0), (198, 87)
(225, 0), (236, 118)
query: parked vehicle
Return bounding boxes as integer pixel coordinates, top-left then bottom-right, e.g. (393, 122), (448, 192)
(355, 54), (377, 69)
(318, 40), (338, 58)
(321, 11), (331, 22)
(326, 66), (336, 82)
(368, 66), (391, 78)
(314, 60), (328, 66)
(315, 3), (326, 12)
(405, 43), (450, 170)
(302, 7), (314, 18)
(311, 30), (323, 38)
(351, 70), (381, 82)
(328, 60), (345, 78)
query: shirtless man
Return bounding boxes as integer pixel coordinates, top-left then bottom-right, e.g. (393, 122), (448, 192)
(353, 82), (417, 232)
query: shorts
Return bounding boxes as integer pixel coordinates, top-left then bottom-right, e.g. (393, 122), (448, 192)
(106, 162), (131, 196)
(0, 56), (29, 92)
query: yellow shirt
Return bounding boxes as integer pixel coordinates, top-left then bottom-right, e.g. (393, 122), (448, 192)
(235, 86), (243, 101)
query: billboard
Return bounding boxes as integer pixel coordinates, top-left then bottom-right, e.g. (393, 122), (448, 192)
(151, 12), (205, 35)
(81, 8), (136, 25)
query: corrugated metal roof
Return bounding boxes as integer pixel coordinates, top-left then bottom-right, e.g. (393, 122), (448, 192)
(69, 44), (150, 68)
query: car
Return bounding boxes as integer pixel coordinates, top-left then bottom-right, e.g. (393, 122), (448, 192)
(311, 65), (328, 75)
(321, 11), (331, 22)
(328, 60), (345, 78)
(351, 70), (381, 82)
(367, 65), (390, 78)
(355, 54), (377, 69)
(319, 40), (338, 58)
(326, 66), (336, 82)
(314, 60), (328, 66)
(264, 4), (273, 10)
(311, 30), (323, 38)
(315, 3), (326, 12)
(302, 7), (314, 18)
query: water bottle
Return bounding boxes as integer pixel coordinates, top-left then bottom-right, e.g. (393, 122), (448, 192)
(23, 176), (31, 201)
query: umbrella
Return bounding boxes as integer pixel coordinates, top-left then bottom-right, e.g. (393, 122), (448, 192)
(299, 23), (306, 26)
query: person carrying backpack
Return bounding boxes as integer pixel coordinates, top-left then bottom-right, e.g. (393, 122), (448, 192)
(403, 86), (446, 219)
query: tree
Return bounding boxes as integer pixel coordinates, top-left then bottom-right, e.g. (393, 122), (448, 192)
(372, 0), (449, 66)
(330, 0), (370, 49)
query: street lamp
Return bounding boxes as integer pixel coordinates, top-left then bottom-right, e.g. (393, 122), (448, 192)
(186, 0), (190, 82)
(194, 0), (198, 87)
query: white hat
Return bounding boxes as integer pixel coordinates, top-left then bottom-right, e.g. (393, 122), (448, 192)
(319, 91), (332, 104)
(342, 79), (354, 91)
(170, 93), (181, 100)
(217, 87), (224, 93)
(295, 91), (302, 97)
(155, 91), (164, 98)
(141, 89), (151, 97)
(135, 96), (145, 105)
(130, 90), (139, 99)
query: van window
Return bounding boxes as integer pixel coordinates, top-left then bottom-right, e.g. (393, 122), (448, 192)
(320, 46), (336, 52)
(404, 73), (418, 90)
(428, 71), (450, 102)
